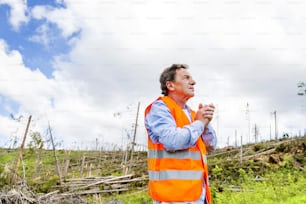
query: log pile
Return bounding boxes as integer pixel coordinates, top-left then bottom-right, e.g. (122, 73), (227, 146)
(0, 174), (148, 204)
(62, 174), (148, 195)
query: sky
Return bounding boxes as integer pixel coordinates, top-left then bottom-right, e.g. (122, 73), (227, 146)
(0, 0), (305, 150)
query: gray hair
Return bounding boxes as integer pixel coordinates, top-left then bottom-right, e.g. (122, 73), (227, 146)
(159, 64), (189, 95)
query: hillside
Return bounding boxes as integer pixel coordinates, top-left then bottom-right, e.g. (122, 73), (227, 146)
(0, 135), (305, 203)
(208, 136), (306, 192)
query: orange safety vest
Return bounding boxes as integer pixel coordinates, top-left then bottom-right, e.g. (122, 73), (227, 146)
(145, 96), (211, 203)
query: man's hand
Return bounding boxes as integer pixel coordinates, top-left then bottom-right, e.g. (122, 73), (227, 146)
(195, 103), (215, 126)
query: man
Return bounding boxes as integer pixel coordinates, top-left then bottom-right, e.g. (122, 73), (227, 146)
(145, 64), (217, 204)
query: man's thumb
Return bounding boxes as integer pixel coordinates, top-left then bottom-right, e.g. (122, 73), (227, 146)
(198, 103), (203, 109)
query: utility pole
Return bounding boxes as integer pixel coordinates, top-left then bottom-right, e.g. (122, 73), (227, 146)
(272, 111), (278, 140)
(254, 124), (258, 143)
(245, 103), (251, 143)
(235, 129), (237, 147)
(297, 81), (306, 137)
(227, 136), (230, 147)
(269, 123), (272, 141)
(96, 138), (98, 151)
(128, 101), (140, 174)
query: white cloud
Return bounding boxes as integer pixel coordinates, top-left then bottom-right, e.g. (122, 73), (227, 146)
(28, 24), (51, 46)
(0, 39), (136, 149)
(53, 0), (306, 147)
(0, 40), (55, 110)
(1, 1), (306, 149)
(30, 5), (81, 38)
(0, 0), (28, 30)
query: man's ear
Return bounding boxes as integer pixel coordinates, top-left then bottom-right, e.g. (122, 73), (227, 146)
(166, 81), (175, 91)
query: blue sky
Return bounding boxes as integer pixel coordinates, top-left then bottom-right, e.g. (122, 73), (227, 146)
(0, 0), (305, 149)
(0, 0), (73, 78)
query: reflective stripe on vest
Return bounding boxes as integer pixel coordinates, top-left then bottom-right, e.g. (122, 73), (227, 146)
(148, 170), (203, 181)
(202, 154), (207, 165)
(148, 149), (201, 160)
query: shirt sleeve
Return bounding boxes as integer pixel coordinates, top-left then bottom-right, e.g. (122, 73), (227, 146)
(145, 100), (204, 151)
(202, 124), (217, 152)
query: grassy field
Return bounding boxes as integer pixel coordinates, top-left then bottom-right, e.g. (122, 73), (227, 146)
(0, 135), (305, 203)
(99, 170), (306, 204)
(214, 170), (306, 204)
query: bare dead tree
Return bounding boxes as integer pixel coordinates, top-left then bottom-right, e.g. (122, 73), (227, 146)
(10, 115), (32, 184)
(128, 102), (140, 174)
(48, 121), (63, 185)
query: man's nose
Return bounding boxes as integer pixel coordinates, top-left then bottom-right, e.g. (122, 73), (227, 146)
(190, 79), (196, 85)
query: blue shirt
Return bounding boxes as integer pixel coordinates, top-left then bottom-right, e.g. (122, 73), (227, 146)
(145, 99), (217, 204)
(145, 99), (217, 152)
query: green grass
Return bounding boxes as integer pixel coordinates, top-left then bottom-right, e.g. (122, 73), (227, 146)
(98, 170), (306, 204)
(214, 170), (306, 204)
(99, 190), (151, 204)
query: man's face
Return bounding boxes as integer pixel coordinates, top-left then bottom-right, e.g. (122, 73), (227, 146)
(170, 68), (196, 99)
